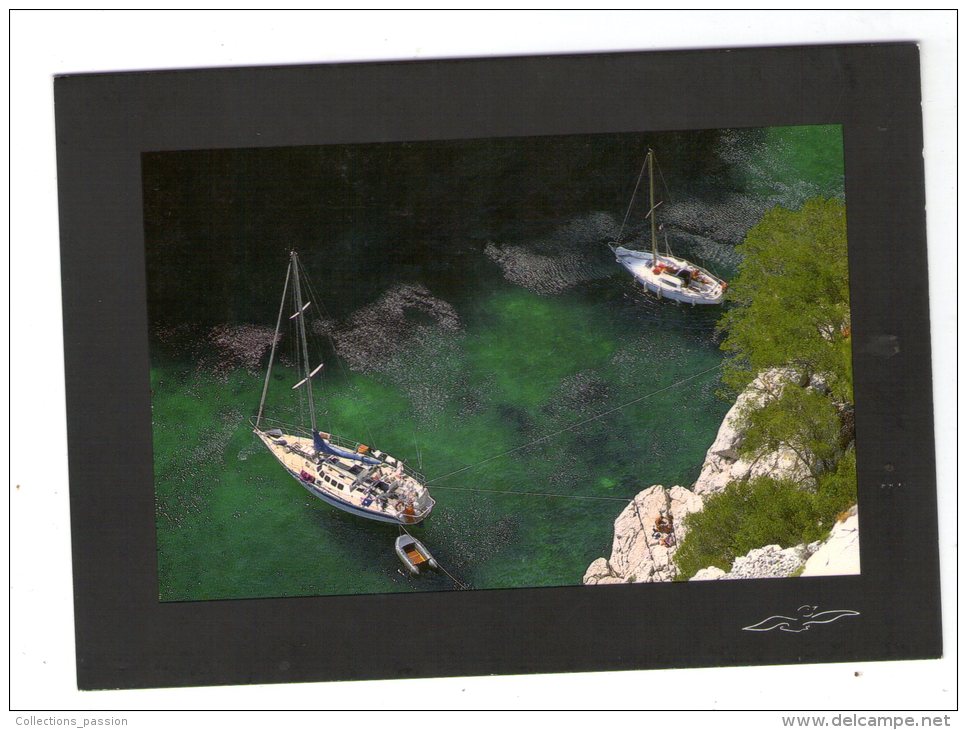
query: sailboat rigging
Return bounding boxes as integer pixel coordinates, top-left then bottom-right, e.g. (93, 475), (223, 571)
(252, 251), (436, 525)
(610, 148), (727, 305)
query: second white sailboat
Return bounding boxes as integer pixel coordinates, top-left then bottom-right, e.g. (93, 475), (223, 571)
(611, 148), (727, 305)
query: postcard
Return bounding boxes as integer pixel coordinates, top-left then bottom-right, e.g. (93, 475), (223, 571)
(54, 43), (941, 689)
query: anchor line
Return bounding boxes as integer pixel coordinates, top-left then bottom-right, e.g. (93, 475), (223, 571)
(426, 362), (724, 486)
(427, 484), (636, 503)
(390, 364), (723, 589)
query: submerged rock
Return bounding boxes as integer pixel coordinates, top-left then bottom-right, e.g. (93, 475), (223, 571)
(317, 283), (462, 374)
(484, 213), (616, 295)
(484, 242), (601, 295)
(201, 324), (279, 379)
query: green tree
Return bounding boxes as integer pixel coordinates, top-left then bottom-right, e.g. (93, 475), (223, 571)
(719, 198), (852, 403)
(740, 384), (843, 485)
(814, 447), (857, 518)
(672, 198), (859, 580)
(674, 477), (827, 577)
(673, 454), (857, 580)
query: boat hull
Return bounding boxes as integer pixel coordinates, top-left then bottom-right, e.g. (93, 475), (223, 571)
(614, 247), (724, 305)
(254, 428), (433, 526)
(286, 466), (412, 525)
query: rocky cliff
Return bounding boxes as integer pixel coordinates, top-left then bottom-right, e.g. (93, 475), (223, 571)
(584, 371), (858, 585)
(693, 369), (811, 495)
(689, 506), (860, 580)
(690, 544), (811, 581)
(584, 485), (703, 585)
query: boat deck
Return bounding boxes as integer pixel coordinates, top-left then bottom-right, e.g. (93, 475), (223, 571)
(255, 430), (433, 523)
(614, 248), (724, 304)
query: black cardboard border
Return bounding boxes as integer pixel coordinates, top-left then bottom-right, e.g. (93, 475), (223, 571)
(53, 44), (940, 690)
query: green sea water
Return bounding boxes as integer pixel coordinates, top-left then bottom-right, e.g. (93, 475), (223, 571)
(148, 125), (845, 601)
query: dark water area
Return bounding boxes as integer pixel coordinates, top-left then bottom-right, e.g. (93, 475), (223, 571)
(146, 125), (845, 601)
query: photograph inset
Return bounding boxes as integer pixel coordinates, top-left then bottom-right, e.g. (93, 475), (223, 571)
(144, 126), (857, 601)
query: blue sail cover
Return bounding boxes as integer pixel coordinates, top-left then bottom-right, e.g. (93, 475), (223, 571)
(313, 431), (381, 465)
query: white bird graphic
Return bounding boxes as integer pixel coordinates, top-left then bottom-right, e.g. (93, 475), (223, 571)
(742, 605), (860, 633)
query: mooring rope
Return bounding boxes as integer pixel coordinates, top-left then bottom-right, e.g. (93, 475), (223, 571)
(427, 362), (723, 486)
(390, 363), (722, 588)
(427, 483), (636, 503)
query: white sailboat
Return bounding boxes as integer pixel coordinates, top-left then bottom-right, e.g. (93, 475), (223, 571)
(252, 251), (436, 525)
(611, 148), (727, 305)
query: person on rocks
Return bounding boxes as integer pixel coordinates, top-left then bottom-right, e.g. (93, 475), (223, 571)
(654, 511), (674, 535)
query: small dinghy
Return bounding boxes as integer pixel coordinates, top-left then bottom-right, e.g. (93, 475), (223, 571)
(395, 534), (439, 576)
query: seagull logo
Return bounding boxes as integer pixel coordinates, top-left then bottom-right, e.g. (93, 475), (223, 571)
(742, 605), (859, 633)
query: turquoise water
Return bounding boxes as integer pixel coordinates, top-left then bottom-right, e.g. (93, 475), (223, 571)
(148, 126), (845, 601)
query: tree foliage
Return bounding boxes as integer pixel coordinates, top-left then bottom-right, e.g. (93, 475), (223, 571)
(673, 198), (858, 579)
(740, 384), (843, 484)
(674, 450), (857, 579)
(718, 198), (852, 403)
(814, 447), (857, 518)
(674, 477), (825, 577)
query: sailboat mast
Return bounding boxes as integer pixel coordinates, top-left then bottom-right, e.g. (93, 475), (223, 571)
(290, 251), (317, 432)
(255, 258), (292, 429)
(648, 148), (658, 263)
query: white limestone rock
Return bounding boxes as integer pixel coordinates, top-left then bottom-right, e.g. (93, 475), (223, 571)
(585, 370), (853, 586)
(690, 545), (807, 581)
(801, 506), (860, 577)
(690, 566), (727, 581)
(808, 372), (831, 395)
(689, 506), (860, 581)
(723, 544), (808, 579)
(582, 484), (704, 585)
(583, 557), (624, 585)
(691, 544), (809, 581)
(693, 368), (811, 495)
